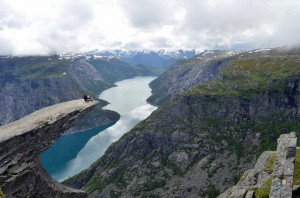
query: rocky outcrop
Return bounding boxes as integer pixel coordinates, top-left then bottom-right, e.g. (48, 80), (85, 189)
(270, 132), (297, 197)
(218, 132), (297, 198)
(0, 99), (98, 198)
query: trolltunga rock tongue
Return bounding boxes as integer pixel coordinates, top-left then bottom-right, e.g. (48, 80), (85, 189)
(0, 99), (98, 198)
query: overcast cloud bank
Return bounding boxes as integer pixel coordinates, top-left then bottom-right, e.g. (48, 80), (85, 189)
(0, 0), (300, 55)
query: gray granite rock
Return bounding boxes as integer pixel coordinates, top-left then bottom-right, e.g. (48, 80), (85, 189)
(0, 99), (98, 198)
(220, 133), (297, 198)
(245, 190), (254, 198)
(270, 132), (297, 198)
(229, 189), (247, 198)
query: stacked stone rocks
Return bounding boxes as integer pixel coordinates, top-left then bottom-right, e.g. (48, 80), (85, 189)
(0, 100), (98, 198)
(218, 132), (297, 198)
(270, 132), (297, 197)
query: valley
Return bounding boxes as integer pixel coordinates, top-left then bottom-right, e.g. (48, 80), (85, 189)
(41, 76), (157, 182)
(1, 1), (300, 197)
(64, 47), (300, 198)
(0, 53), (163, 131)
(1, 47), (300, 198)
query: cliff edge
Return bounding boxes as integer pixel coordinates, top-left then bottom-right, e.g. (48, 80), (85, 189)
(218, 132), (298, 198)
(0, 99), (98, 198)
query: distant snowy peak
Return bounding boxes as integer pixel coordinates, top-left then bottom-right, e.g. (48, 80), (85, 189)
(156, 49), (196, 59)
(89, 49), (135, 58)
(57, 49), (242, 67)
(248, 48), (271, 53)
(58, 53), (117, 61)
(86, 49), (198, 60)
(196, 49), (242, 60)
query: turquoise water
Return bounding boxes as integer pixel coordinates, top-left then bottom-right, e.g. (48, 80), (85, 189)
(41, 76), (157, 182)
(40, 122), (115, 176)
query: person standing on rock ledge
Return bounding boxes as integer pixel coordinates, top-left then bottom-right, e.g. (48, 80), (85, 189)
(84, 94), (93, 102)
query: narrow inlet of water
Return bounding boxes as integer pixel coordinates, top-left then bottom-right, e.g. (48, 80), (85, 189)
(41, 76), (157, 182)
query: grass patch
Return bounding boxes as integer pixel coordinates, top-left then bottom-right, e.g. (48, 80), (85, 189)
(0, 188), (5, 198)
(264, 153), (276, 174)
(254, 177), (272, 198)
(187, 57), (300, 97)
(294, 149), (300, 185)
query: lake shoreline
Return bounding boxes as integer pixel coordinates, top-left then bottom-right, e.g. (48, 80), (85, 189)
(42, 76), (157, 182)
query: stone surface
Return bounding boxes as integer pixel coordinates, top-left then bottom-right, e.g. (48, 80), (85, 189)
(219, 133), (297, 198)
(270, 132), (297, 198)
(230, 189), (247, 198)
(218, 151), (275, 198)
(0, 99), (98, 198)
(245, 190), (254, 198)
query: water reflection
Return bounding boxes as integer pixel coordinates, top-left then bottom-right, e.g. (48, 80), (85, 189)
(40, 122), (115, 176)
(41, 76), (157, 182)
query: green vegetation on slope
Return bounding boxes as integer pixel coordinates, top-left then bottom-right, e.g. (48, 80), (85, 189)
(254, 177), (273, 198)
(0, 56), (69, 80)
(294, 149), (300, 185)
(0, 188), (5, 198)
(183, 52), (300, 157)
(263, 153), (276, 174)
(188, 57), (300, 97)
(147, 50), (239, 106)
(253, 153), (276, 197)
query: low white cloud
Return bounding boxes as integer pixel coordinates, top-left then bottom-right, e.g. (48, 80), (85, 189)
(0, 0), (300, 55)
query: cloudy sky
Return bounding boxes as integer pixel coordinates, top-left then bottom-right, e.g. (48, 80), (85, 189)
(0, 0), (300, 55)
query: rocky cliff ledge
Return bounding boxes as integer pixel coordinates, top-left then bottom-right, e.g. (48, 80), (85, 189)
(0, 99), (98, 198)
(218, 132), (298, 198)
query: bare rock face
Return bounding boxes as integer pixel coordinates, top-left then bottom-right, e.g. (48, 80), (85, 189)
(218, 132), (297, 198)
(270, 132), (297, 197)
(0, 99), (98, 198)
(218, 151), (275, 198)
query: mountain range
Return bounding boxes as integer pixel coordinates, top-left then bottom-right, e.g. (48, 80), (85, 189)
(64, 47), (300, 197)
(63, 49), (198, 68)
(0, 49), (198, 129)
(2, 47), (300, 198)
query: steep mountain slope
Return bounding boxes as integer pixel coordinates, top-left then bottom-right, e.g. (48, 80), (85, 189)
(65, 48), (300, 197)
(147, 50), (241, 105)
(218, 132), (297, 198)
